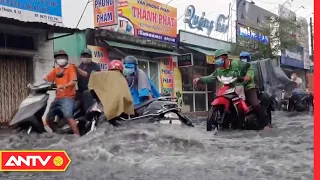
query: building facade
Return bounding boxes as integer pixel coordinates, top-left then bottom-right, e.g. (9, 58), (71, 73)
(278, 5), (310, 90)
(0, 19), (75, 124)
(0, 0), (77, 124)
(176, 30), (233, 112)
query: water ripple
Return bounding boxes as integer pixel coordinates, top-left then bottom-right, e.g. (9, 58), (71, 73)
(0, 111), (313, 180)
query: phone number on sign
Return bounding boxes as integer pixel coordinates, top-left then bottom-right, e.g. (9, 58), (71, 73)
(34, 13), (60, 21)
(137, 29), (176, 43)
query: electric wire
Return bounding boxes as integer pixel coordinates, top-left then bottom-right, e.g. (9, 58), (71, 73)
(75, 0), (92, 28)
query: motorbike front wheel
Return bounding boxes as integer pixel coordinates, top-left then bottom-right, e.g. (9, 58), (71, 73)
(207, 106), (226, 131)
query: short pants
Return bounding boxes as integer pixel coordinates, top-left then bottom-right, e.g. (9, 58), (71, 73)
(46, 97), (75, 121)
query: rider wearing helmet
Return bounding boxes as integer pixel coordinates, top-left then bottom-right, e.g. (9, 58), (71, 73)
(193, 49), (270, 130)
(44, 50), (80, 135)
(239, 51), (252, 63)
(123, 55), (160, 107)
(76, 48), (101, 113)
(109, 60), (124, 72)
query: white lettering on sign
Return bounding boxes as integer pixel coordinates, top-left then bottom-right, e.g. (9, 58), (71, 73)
(5, 156), (51, 167)
(285, 50), (302, 60)
(94, 0), (114, 8)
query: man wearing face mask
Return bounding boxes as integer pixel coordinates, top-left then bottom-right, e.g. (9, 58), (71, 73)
(123, 55), (160, 109)
(239, 51), (252, 63)
(76, 49), (101, 111)
(44, 50), (80, 136)
(193, 49), (270, 130)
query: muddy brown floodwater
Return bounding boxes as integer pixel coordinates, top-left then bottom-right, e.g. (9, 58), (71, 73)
(0, 111), (314, 180)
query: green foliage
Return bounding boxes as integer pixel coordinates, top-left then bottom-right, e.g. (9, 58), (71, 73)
(261, 15), (299, 57)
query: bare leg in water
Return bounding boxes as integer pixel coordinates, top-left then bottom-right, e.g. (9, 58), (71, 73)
(67, 118), (80, 135)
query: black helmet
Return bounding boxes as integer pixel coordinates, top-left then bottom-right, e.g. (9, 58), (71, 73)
(123, 55), (138, 65)
(54, 50), (68, 58)
(80, 48), (92, 57)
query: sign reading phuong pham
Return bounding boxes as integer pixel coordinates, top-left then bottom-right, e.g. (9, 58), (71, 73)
(94, 0), (118, 28)
(0, 0), (62, 25)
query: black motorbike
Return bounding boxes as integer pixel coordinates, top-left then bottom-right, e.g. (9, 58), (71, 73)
(281, 90), (314, 112)
(10, 82), (102, 135)
(116, 96), (194, 127)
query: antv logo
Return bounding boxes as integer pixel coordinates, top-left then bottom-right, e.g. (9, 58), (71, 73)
(5, 156), (51, 167)
(0, 150), (71, 172)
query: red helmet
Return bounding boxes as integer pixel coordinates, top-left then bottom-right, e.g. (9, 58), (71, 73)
(109, 60), (124, 72)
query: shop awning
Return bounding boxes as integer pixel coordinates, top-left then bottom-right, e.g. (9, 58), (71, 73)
(184, 45), (216, 55)
(104, 40), (180, 56)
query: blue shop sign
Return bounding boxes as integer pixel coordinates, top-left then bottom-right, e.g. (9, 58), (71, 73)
(281, 46), (305, 69)
(0, 0), (62, 23)
(238, 25), (269, 44)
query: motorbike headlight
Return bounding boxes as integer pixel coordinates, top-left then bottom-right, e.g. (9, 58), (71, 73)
(224, 88), (235, 95)
(19, 95), (45, 108)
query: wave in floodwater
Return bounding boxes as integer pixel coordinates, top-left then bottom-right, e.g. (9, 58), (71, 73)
(0, 111), (314, 180)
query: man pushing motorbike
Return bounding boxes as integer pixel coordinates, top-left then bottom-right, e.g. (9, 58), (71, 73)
(44, 50), (80, 135)
(123, 55), (160, 109)
(193, 49), (270, 130)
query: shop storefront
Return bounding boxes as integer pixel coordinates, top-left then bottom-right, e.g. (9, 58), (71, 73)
(90, 0), (179, 94)
(177, 30), (232, 112)
(86, 28), (179, 94)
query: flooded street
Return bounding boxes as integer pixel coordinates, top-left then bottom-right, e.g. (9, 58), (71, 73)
(0, 111), (313, 180)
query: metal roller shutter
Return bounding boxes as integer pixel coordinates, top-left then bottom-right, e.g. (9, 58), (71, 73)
(0, 56), (33, 125)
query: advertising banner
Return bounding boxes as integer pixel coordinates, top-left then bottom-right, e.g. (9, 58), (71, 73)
(160, 58), (174, 96)
(278, 5), (297, 42)
(183, 5), (229, 36)
(104, 0), (177, 43)
(236, 24), (270, 51)
(87, 45), (110, 70)
(280, 46), (304, 69)
(0, 0), (62, 25)
(296, 17), (309, 51)
(93, 0), (118, 28)
(236, 0), (274, 31)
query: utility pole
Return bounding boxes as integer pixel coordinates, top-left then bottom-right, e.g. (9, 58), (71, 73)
(309, 17), (314, 61)
(226, 2), (232, 42)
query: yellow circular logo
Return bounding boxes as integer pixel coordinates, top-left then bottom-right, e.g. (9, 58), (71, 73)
(53, 156), (64, 167)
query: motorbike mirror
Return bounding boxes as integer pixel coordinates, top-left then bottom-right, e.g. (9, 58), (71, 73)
(56, 71), (64, 78)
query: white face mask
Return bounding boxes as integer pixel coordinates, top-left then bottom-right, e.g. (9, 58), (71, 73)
(82, 58), (92, 64)
(240, 58), (247, 62)
(56, 58), (68, 66)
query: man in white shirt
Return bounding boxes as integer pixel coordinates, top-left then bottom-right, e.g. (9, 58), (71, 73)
(291, 72), (303, 88)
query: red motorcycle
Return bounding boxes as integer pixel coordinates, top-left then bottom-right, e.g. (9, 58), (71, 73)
(207, 76), (272, 131)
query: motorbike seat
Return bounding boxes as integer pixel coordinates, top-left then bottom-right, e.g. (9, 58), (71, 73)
(134, 99), (155, 110)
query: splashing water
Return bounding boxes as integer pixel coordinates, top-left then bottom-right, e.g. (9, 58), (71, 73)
(0, 111), (313, 180)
